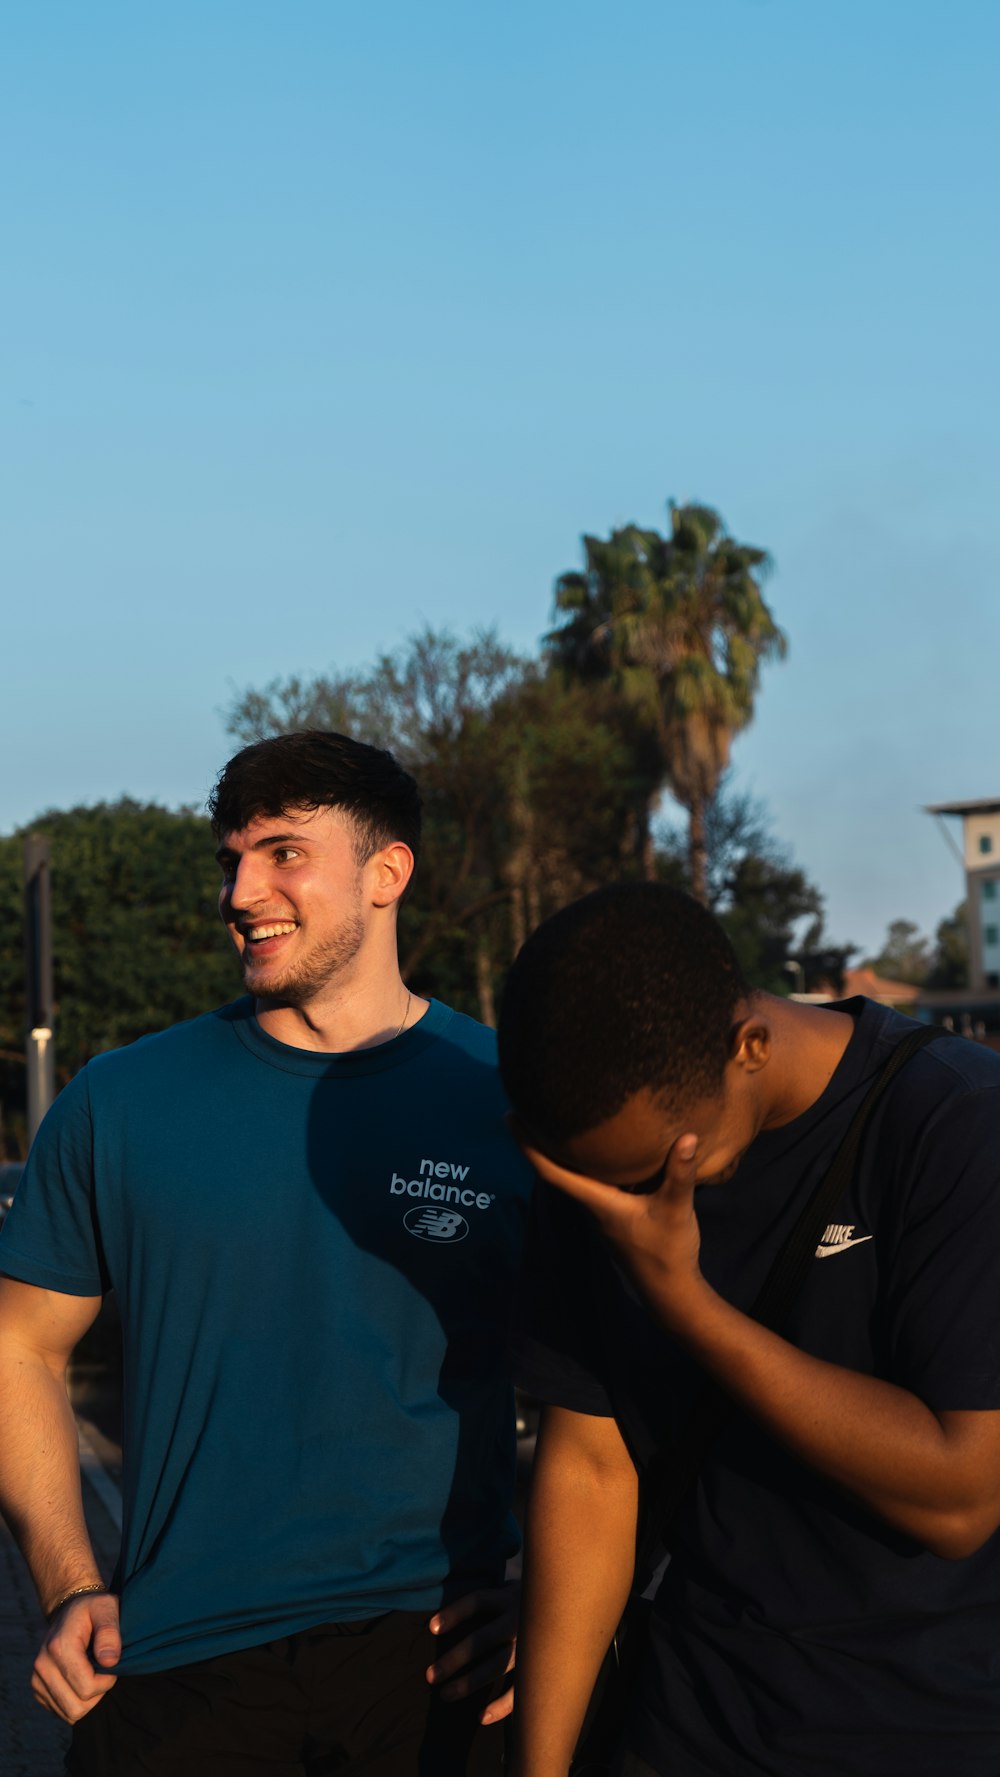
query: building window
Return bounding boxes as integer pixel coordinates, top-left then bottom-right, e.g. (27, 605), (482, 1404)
(986, 926), (999, 947)
(985, 880), (998, 901)
(980, 835), (994, 855)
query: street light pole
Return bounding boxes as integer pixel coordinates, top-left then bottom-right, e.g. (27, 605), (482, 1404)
(783, 958), (805, 996)
(24, 834), (55, 1146)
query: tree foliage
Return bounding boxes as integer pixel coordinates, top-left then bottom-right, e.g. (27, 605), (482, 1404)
(226, 641), (832, 1017)
(861, 904), (968, 993)
(546, 501), (787, 901)
(659, 782), (836, 993)
(224, 628), (643, 1023)
(863, 918), (933, 986)
(926, 902), (968, 990)
(0, 494), (857, 1155)
(0, 801), (240, 1153)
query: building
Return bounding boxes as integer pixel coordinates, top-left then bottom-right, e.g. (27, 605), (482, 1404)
(914, 800), (1000, 1044)
(925, 798), (1000, 992)
(840, 966), (919, 1008)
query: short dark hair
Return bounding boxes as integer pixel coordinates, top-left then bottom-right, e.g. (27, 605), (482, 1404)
(497, 883), (747, 1143)
(208, 730), (422, 866)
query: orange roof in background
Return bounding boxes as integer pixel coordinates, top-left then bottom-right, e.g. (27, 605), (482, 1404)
(843, 966), (919, 1005)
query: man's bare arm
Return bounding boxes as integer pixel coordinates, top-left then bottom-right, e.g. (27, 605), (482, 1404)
(513, 1404), (638, 1777)
(520, 1142), (1000, 1560)
(0, 1275), (122, 1720)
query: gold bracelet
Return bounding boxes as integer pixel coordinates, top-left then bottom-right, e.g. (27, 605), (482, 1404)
(46, 1582), (107, 1624)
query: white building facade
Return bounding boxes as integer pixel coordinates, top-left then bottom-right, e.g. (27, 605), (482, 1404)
(926, 799), (1000, 992)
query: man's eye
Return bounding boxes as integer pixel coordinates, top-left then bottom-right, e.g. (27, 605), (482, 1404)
(274, 848), (300, 864)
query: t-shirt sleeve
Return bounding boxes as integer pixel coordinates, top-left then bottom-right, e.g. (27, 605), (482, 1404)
(512, 1180), (615, 1416)
(0, 1069), (107, 1296)
(885, 1081), (1000, 1410)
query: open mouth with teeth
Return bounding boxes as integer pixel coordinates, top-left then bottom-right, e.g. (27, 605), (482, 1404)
(242, 921), (299, 957)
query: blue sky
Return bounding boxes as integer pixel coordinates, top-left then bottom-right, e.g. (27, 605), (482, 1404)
(2, 1), (997, 957)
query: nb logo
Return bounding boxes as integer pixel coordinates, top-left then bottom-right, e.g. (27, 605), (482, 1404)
(404, 1207), (469, 1243)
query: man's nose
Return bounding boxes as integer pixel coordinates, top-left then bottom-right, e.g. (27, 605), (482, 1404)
(227, 857), (271, 910)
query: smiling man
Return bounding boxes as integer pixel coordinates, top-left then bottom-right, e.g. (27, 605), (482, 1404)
(0, 730), (533, 1777)
(497, 883), (1000, 1777)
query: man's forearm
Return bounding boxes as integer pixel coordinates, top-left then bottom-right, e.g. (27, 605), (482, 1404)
(633, 1262), (1000, 1556)
(514, 1408), (638, 1777)
(519, 1139), (1000, 1562)
(0, 1348), (103, 1614)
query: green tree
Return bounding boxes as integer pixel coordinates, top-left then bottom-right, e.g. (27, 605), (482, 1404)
(864, 918), (933, 985)
(926, 902), (968, 989)
(546, 500), (787, 902)
(224, 628), (640, 1023)
(658, 783), (835, 992)
(0, 801), (240, 1150)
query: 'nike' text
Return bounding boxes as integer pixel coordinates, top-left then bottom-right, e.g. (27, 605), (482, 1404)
(815, 1222), (873, 1258)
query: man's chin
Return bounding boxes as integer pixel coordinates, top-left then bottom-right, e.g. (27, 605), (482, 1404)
(697, 1156), (744, 1188)
(242, 963), (303, 1005)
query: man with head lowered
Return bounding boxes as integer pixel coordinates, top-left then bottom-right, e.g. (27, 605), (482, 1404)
(0, 730), (534, 1776)
(498, 883), (1000, 1777)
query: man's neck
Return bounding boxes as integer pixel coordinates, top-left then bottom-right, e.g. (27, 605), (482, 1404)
(254, 974), (429, 1054)
(756, 993), (858, 1133)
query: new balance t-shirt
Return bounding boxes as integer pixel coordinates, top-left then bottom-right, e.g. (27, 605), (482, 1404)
(0, 997), (534, 1672)
(515, 1001), (1000, 1776)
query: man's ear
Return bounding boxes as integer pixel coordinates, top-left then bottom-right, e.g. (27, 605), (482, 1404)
(369, 842), (415, 909)
(728, 1006), (771, 1075)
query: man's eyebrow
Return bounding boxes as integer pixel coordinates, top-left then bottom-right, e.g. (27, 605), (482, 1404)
(214, 832), (314, 863)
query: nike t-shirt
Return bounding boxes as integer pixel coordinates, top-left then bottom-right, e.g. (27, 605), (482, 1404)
(0, 997), (535, 1672)
(515, 1000), (1000, 1776)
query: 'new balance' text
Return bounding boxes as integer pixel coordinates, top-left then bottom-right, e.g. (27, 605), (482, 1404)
(390, 1159), (494, 1211)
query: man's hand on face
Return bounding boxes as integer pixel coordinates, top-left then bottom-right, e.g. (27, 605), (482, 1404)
(516, 1124), (706, 1317)
(32, 1592), (121, 1724)
(426, 1580), (519, 1724)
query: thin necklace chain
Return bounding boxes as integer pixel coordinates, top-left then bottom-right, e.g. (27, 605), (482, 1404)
(393, 989), (412, 1041)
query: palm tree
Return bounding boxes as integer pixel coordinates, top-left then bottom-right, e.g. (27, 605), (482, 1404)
(546, 501), (786, 903)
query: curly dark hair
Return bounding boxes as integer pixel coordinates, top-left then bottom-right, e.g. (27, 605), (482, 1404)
(497, 883), (747, 1142)
(208, 730), (422, 866)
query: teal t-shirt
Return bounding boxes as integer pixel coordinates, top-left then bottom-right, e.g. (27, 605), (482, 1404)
(0, 998), (534, 1673)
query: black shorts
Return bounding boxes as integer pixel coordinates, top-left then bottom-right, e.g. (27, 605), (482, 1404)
(66, 1610), (507, 1776)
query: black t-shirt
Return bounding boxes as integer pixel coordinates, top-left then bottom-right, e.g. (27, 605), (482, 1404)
(515, 1001), (1000, 1776)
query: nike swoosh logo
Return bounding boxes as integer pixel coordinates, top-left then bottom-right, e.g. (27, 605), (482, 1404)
(815, 1236), (874, 1258)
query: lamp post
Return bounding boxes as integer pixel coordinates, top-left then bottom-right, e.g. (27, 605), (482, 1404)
(783, 958), (805, 997)
(24, 834), (55, 1146)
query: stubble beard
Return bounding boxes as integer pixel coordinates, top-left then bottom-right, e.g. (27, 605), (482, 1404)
(242, 911), (367, 1007)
